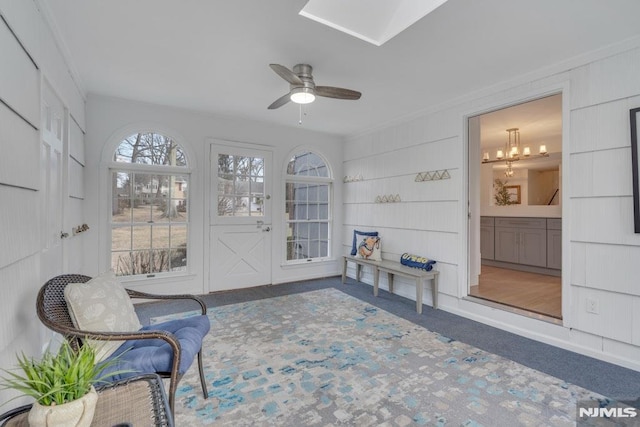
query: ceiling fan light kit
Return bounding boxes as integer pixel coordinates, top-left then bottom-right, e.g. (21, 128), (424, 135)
(268, 63), (361, 110)
(290, 87), (316, 104)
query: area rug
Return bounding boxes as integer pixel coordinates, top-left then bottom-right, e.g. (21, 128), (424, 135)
(152, 289), (605, 426)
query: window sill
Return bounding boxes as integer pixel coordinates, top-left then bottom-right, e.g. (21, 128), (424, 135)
(280, 258), (337, 269)
(118, 272), (197, 287)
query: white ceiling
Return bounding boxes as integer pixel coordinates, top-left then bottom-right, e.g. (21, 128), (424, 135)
(40, 0), (640, 137)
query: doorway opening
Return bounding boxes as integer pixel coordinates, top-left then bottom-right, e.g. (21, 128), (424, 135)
(468, 94), (562, 320)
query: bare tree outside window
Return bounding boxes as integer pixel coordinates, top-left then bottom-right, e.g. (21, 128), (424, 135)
(217, 154), (265, 217)
(111, 132), (189, 277)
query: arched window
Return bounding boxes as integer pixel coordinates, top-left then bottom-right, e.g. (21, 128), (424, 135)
(110, 132), (190, 277)
(285, 150), (332, 262)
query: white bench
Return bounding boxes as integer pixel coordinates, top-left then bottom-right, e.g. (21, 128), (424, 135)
(342, 256), (439, 314)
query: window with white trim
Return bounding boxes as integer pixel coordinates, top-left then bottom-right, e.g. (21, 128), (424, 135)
(110, 132), (189, 277)
(285, 151), (332, 262)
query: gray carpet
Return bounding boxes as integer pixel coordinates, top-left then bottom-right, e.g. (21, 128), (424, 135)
(134, 275), (640, 402)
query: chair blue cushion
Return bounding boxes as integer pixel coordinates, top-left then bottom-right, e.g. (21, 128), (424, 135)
(98, 315), (210, 382)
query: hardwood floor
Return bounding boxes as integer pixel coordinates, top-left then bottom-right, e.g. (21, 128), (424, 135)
(470, 265), (562, 319)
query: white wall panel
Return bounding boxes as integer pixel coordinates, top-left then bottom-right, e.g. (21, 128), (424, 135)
(581, 244), (640, 296)
(0, 16), (39, 126)
(571, 286), (634, 344)
(633, 297), (640, 346)
(0, 255), (40, 349)
(569, 241), (587, 286)
(0, 0), (41, 59)
(0, 102), (39, 189)
(604, 335), (640, 367)
(570, 97), (640, 154)
(572, 47), (640, 110)
(570, 197), (640, 245)
(569, 148), (632, 198)
(69, 118), (85, 164)
(1, 0), (86, 129)
(0, 186), (40, 267)
(68, 157), (84, 199)
(568, 328), (604, 352)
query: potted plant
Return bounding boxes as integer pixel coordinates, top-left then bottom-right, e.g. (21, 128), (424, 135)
(1, 340), (122, 427)
(494, 178), (517, 206)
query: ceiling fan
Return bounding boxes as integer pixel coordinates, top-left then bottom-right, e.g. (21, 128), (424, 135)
(267, 63), (361, 109)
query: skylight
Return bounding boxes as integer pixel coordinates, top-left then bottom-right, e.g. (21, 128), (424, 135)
(299, 0), (449, 46)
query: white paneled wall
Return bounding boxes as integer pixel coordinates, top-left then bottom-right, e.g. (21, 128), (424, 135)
(343, 113), (461, 306)
(566, 47), (640, 359)
(0, 15), (39, 125)
(0, 102), (39, 189)
(0, 2), (86, 406)
(344, 44), (640, 370)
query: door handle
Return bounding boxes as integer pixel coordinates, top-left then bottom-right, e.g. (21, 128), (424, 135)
(262, 227), (271, 232)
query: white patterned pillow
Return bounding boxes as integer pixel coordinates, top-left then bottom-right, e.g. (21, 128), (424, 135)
(64, 271), (141, 361)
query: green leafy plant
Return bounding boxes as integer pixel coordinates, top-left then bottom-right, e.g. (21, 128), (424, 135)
(494, 178), (516, 206)
(1, 340), (124, 406)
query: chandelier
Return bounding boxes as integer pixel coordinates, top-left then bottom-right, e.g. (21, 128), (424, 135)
(482, 128), (548, 177)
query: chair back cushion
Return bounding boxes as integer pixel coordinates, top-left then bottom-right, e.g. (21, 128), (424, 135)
(64, 271), (142, 360)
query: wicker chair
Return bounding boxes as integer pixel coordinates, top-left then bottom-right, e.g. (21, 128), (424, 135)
(36, 274), (209, 416)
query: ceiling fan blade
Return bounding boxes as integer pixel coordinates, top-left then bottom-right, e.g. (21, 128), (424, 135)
(268, 93), (291, 109)
(315, 86), (361, 100)
(269, 64), (303, 86)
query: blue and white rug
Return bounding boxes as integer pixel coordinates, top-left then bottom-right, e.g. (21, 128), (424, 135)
(153, 289), (606, 426)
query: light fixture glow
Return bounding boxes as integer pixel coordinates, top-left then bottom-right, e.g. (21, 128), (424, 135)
(482, 128), (549, 168)
(290, 87), (316, 104)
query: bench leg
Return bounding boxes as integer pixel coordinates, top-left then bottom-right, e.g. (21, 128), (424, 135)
(416, 277), (424, 314)
(387, 272), (394, 294)
(373, 267), (380, 297)
(432, 274), (438, 310)
(341, 257), (347, 284)
(356, 263), (362, 282)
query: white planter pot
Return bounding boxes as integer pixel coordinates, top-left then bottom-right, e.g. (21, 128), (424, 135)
(28, 386), (98, 427)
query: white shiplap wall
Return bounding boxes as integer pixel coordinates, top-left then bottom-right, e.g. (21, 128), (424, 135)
(343, 111), (461, 303)
(343, 44), (640, 371)
(0, 1), (86, 405)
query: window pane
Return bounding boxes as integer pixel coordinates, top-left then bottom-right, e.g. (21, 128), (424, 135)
(217, 153), (265, 217)
(284, 152), (331, 262)
(132, 226), (151, 250)
(287, 152), (328, 177)
(114, 133), (186, 166)
(111, 226), (131, 251)
(112, 143), (189, 277)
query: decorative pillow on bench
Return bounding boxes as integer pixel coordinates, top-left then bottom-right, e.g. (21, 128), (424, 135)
(350, 230), (378, 256)
(357, 235), (382, 261)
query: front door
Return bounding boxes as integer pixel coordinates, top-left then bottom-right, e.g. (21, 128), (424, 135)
(209, 143), (272, 291)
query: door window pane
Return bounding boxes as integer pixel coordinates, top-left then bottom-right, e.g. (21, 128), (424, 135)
(218, 153), (265, 217)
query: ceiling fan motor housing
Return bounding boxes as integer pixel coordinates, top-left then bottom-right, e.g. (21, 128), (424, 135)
(292, 64), (316, 91)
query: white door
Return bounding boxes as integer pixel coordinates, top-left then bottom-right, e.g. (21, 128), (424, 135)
(209, 144), (272, 291)
(40, 82), (65, 283)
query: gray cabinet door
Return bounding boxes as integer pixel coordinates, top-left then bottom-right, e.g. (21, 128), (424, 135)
(547, 229), (562, 269)
(520, 228), (547, 267)
(495, 226), (519, 263)
(480, 226), (495, 260)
